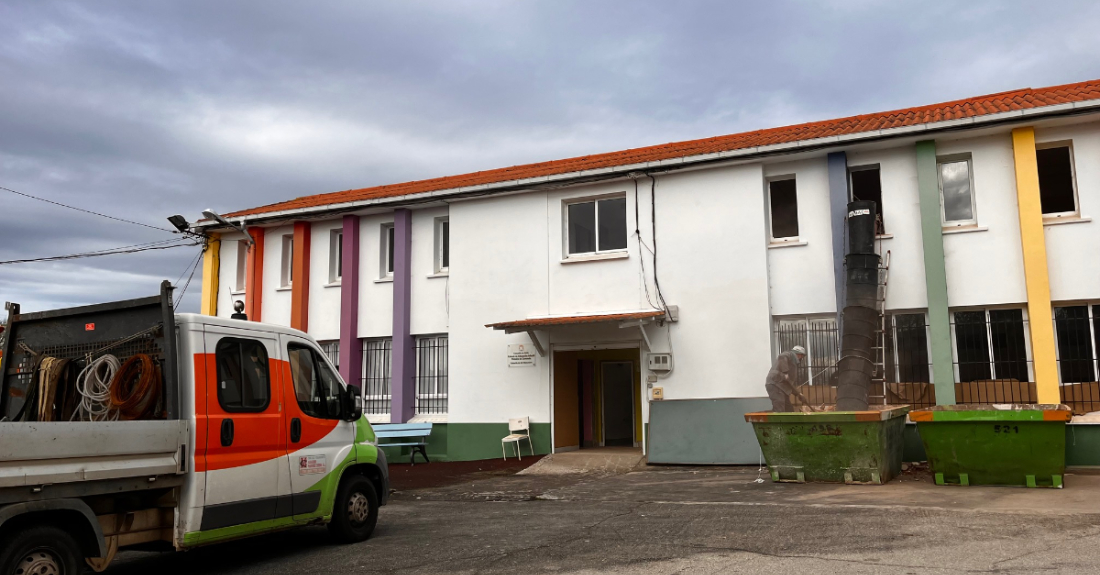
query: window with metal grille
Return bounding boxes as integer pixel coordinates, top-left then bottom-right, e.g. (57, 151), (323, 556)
(319, 340), (339, 371)
(774, 317), (839, 387)
(952, 309), (1031, 384)
(1054, 305), (1099, 384)
(883, 314), (931, 384)
(415, 335), (448, 414)
(361, 338), (391, 415)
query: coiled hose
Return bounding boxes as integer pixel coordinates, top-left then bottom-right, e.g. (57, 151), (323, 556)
(109, 354), (163, 420)
(72, 354), (121, 422)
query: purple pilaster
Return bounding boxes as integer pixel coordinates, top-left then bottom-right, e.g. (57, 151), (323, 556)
(390, 209), (415, 423)
(339, 215), (362, 389)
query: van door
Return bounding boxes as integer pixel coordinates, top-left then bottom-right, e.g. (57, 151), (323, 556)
(280, 334), (357, 520)
(199, 327), (287, 531)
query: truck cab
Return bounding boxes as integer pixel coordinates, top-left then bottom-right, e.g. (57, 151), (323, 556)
(0, 282), (388, 574)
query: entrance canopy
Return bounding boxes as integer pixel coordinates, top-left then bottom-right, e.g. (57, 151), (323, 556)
(486, 310), (666, 357)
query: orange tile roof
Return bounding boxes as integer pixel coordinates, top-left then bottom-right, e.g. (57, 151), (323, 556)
(227, 79), (1100, 219)
(487, 310), (666, 330)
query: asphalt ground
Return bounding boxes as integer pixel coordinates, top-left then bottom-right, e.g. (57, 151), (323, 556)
(105, 464), (1100, 574)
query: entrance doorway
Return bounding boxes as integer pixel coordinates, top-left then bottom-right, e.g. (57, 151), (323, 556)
(553, 349), (641, 451)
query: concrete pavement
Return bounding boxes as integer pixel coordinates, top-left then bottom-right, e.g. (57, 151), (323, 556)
(106, 465), (1100, 574)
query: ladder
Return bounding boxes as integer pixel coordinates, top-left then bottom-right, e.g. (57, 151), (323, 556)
(870, 248), (892, 405)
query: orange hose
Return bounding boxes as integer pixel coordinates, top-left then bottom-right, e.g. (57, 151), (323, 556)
(109, 354), (162, 419)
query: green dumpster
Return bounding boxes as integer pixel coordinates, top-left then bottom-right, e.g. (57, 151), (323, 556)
(910, 404), (1072, 488)
(745, 406), (909, 484)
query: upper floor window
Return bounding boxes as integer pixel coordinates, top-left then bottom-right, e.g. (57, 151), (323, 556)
(1036, 143), (1079, 217)
(850, 165), (886, 235)
(329, 229), (343, 284)
(768, 177), (799, 241)
(435, 217), (449, 273)
(565, 195), (627, 256)
(234, 240), (248, 293)
(938, 157), (977, 226)
(280, 235), (293, 289)
(215, 337), (270, 413)
(381, 223), (395, 278)
(287, 343), (343, 420)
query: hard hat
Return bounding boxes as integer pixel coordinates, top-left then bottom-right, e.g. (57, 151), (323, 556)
(791, 345), (807, 356)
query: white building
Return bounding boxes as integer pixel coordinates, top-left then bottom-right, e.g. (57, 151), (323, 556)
(199, 79), (1100, 463)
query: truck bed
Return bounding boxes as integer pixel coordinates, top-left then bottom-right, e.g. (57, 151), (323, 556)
(0, 420), (188, 489)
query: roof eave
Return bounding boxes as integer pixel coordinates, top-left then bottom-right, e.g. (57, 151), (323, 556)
(196, 97), (1100, 231)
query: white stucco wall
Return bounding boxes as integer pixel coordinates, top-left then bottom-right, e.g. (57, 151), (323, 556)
(764, 158), (838, 317)
(307, 219), (342, 341)
(410, 206), (449, 336)
(357, 214), (394, 338)
(214, 231), (248, 319)
(1035, 122), (1100, 303)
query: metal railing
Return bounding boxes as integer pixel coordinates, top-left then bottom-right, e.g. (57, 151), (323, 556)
(414, 335), (448, 415)
(361, 338), (392, 415)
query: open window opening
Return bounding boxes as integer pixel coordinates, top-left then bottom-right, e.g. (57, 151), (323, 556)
(850, 166), (885, 235)
(1036, 143), (1079, 217)
(768, 177), (799, 241)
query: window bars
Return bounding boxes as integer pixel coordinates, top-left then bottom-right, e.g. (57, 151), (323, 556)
(318, 340), (339, 371)
(415, 335), (448, 415)
(361, 338), (392, 415)
(1054, 305), (1100, 413)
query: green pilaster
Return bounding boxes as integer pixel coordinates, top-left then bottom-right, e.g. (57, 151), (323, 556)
(916, 140), (956, 405)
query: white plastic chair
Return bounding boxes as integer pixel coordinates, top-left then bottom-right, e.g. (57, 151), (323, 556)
(501, 416), (532, 460)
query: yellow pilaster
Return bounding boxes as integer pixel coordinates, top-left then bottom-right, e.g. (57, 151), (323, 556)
(1011, 127), (1060, 404)
(200, 233), (221, 316)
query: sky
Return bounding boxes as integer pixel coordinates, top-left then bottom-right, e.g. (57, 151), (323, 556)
(2, 0), (1100, 320)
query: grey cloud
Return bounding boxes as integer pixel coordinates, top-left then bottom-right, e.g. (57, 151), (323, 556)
(2, 0), (1099, 315)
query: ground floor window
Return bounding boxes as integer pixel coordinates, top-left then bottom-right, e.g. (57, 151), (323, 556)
(415, 335), (449, 415)
(1054, 304), (1100, 384)
(951, 308), (1031, 384)
(361, 338), (392, 415)
(884, 313), (931, 384)
(774, 316), (839, 386)
(318, 340), (339, 370)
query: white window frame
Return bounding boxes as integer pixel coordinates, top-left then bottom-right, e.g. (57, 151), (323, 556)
(937, 155), (978, 228)
(1036, 140), (1081, 219)
(233, 240), (248, 293)
(280, 235), (293, 289)
(328, 229), (343, 285)
(766, 175), (800, 243)
(885, 311), (934, 384)
(848, 164), (887, 235)
(562, 193), (628, 258)
(773, 315), (839, 386)
(949, 307), (1034, 383)
(380, 223), (394, 279)
(434, 216), (449, 274)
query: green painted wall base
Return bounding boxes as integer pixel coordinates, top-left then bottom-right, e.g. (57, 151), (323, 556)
(1066, 424), (1100, 466)
(379, 422), (552, 463)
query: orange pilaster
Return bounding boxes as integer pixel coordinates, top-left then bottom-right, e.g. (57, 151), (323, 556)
(290, 221), (312, 332)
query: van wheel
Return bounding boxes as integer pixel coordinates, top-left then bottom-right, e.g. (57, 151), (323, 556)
(328, 475), (379, 543)
(0, 525), (82, 575)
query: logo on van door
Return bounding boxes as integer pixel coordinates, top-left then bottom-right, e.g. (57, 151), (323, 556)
(298, 454), (327, 475)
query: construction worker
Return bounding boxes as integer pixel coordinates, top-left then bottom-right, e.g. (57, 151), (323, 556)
(765, 346), (807, 412)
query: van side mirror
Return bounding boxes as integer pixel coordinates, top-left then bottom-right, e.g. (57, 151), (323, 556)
(344, 385), (363, 422)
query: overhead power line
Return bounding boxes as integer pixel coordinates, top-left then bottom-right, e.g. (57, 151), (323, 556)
(0, 238), (201, 265)
(1, 185), (178, 234)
